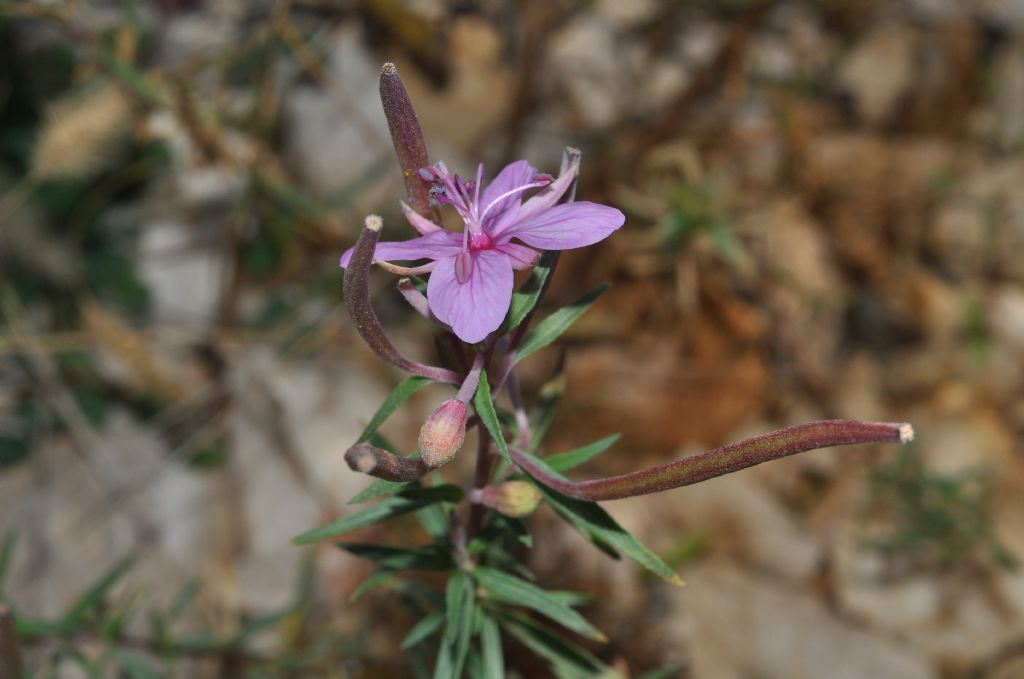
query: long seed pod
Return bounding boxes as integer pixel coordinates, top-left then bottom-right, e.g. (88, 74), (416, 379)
(511, 420), (914, 501)
(343, 215), (460, 383)
(379, 62), (436, 220)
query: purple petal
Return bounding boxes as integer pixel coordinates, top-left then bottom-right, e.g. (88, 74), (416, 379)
(480, 160), (538, 228)
(515, 158), (578, 221)
(401, 201), (442, 234)
(494, 242), (539, 270)
(428, 250), (513, 344)
(340, 230), (462, 268)
(493, 202), (624, 251)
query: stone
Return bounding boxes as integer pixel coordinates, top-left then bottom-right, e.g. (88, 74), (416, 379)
(838, 25), (917, 127)
(678, 560), (936, 679)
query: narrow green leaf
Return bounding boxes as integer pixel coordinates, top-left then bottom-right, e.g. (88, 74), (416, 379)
(415, 502), (449, 539)
(436, 571), (475, 679)
(529, 369), (565, 453)
(0, 531), (16, 590)
(480, 613), (504, 678)
(540, 484), (681, 586)
(338, 543), (454, 571)
(491, 609), (611, 679)
(514, 283), (609, 365)
(434, 642), (455, 679)
(544, 434), (620, 472)
(65, 555), (135, 623)
(293, 485), (463, 544)
(546, 591), (594, 608)
(99, 51), (167, 107)
(473, 371), (509, 463)
(474, 567), (604, 642)
(636, 667), (687, 679)
(15, 617), (76, 637)
(348, 474), (415, 505)
(518, 453), (682, 586)
(167, 581), (199, 624)
(60, 648), (104, 679)
(465, 649), (485, 679)
(349, 569), (395, 602)
(171, 632), (223, 654)
(502, 250), (557, 334)
(238, 608), (291, 639)
(402, 610), (445, 650)
(113, 649), (160, 679)
(358, 376), (433, 443)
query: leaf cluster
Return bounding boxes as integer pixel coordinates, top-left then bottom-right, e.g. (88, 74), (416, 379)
(295, 261), (684, 678)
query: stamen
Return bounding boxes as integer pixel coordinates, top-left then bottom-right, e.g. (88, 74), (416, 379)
(374, 259), (437, 276)
(400, 200), (442, 234)
(478, 176), (553, 223)
(473, 163), (484, 218)
(455, 250), (473, 284)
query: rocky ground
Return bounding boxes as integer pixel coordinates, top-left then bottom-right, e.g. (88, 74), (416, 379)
(3, 0), (1024, 677)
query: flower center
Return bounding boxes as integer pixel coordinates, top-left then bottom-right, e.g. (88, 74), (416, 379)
(468, 232), (493, 252)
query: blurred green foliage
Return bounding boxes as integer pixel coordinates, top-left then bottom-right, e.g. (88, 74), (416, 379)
(864, 445), (1016, 572)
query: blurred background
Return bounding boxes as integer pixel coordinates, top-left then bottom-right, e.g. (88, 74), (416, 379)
(3, 0), (1024, 677)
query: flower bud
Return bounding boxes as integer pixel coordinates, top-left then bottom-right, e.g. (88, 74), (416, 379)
(418, 399), (467, 468)
(480, 481), (542, 518)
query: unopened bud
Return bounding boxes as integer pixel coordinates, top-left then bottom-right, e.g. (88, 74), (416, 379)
(418, 399), (467, 468)
(479, 481), (542, 518)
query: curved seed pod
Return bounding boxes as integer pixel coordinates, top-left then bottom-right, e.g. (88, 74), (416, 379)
(511, 420), (914, 501)
(379, 62), (436, 220)
(343, 215), (460, 384)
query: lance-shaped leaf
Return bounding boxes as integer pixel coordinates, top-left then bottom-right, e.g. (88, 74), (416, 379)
(514, 283), (609, 365)
(480, 613), (504, 678)
(66, 555), (136, 624)
(490, 608), (614, 679)
(338, 543), (455, 571)
(473, 371), (510, 463)
(474, 566), (605, 642)
(544, 434), (620, 472)
(501, 250), (558, 335)
(436, 571), (475, 679)
(402, 610), (445, 650)
(513, 451), (682, 585)
(293, 485), (462, 544)
(357, 376), (432, 443)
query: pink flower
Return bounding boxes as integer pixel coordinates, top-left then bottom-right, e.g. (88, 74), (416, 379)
(340, 159), (624, 343)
